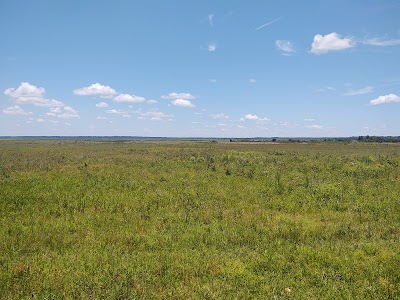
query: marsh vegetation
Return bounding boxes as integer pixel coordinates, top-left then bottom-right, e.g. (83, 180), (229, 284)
(1, 140), (399, 299)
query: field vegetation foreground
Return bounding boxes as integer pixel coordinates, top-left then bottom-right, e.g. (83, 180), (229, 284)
(1, 140), (399, 299)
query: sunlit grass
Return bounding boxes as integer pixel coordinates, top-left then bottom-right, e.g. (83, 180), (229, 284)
(1, 140), (399, 299)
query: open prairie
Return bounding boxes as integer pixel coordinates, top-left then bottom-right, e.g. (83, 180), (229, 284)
(1, 140), (399, 299)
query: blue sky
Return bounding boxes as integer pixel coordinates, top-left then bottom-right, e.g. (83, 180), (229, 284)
(1, 0), (399, 137)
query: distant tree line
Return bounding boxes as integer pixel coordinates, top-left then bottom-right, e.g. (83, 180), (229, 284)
(357, 136), (400, 143)
(227, 136), (400, 143)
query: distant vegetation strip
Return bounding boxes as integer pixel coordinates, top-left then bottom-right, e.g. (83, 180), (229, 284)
(0, 135), (399, 143)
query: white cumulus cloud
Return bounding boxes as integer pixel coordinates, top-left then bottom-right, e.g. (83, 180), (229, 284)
(245, 114), (259, 120)
(311, 32), (355, 54)
(73, 83), (117, 98)
(369, 94), (400, 105)
(106, 109), (127, 115)
(244, 114), (270, 122)
(96, 102), (109, 108)
(2, 105), (32, 116)
(4, 82), (64, 107)
(162, 92), (195, 100)
(75, 83), (146, 104)
(171, 99), (195, 107)
(44, 105), (79, 119)
(114, 93), (145, 103)
(5, 82), (44, 99)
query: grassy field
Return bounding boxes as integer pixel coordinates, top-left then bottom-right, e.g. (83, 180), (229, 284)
(1, 140), (399, 299)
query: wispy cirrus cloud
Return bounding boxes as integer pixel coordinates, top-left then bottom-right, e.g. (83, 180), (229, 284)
(2, 105), (32, 116)
(210, 113), (229, 120)
(208, 43), (217, 52)
(311, 32), (355, 54)
(275, 40), (295, 55)
(104, 108), (172, 120)
(363, 37), (400, 46)
(139, 110), (174, 121)
(369, 94), (400, 105)
(208, 14), (214, 26)
(57, 106), (79, 119)
(306, 124), (324, 129)
(256, 17), (281, 31)
(344, 86), (374, 96)
(311, 85), (336, 93)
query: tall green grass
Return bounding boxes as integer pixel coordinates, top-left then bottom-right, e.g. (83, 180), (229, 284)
(1, 140), (399, 299)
